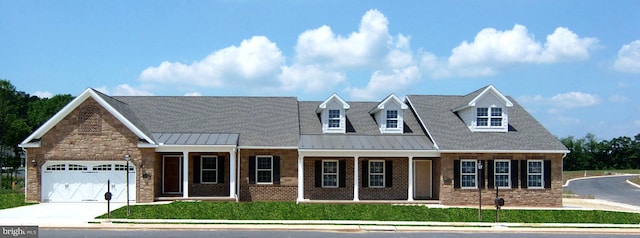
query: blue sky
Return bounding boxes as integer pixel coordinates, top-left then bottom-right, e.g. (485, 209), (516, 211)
(2, 1), (639, 140)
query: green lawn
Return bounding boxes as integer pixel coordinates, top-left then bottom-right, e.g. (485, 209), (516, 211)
(98, 201), (640, 224)
(0, 189), (33, 210)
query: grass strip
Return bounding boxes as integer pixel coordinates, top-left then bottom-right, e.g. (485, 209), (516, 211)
(0, 189), (34, 210)
(98, 201), (640, 224)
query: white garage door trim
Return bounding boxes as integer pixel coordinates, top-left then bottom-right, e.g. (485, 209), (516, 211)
(41, 161), (136, 203)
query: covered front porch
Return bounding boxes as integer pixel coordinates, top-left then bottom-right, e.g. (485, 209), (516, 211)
(148, 133), (240, 201)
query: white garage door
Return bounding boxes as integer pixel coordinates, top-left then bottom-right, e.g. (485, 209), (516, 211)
(41, 161), (136, 202)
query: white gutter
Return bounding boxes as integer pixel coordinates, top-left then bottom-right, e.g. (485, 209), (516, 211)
(439, 150), (571, 154)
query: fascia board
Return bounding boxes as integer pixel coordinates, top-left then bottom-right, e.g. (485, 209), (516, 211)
(405, 96), (440, 150)
(369, 94), (408, 114)
(20, 88), (156, 146)
(237, 146), (299, 150)
(316, 93), (350, 113)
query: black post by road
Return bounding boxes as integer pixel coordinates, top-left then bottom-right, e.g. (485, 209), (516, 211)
(106, 179), (111, 220)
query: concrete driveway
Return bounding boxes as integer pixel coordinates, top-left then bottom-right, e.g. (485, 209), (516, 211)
(0, 202), (126, 226)
(565, 175), (640, 206)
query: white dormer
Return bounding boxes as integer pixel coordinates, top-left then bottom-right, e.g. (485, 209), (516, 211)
(369, 94), (408, 134)
(317, 93), (350, 133)
(453, 85), (513, 133)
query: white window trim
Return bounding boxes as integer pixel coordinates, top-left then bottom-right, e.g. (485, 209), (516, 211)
(494, 160), (510, 189)
(322, 160), (339, 188)
(461, 160), (477, 189)
(527, 160), (544, 189)
(475, 107), (505, 131)
(328, 109), (341, 129)
(201, 155), (218, 184)
(369, 160), (385, 188)
(385, 110), (399, 129)
(256, 155), (273, 184)
(490, 108), (503, 127)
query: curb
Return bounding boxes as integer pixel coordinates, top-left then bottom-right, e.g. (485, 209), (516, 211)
(563, 173), (639, 187)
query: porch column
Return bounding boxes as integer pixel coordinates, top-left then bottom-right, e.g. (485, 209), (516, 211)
(182, 151), (189, 198)
(297, 155), (304, 202)
(229, 149), (237, 199)
(353, 156), (359, 201)
(408, 156), (414, 201)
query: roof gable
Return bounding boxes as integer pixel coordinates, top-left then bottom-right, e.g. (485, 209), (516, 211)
(20, 88), (155, 147)
(316, 93), (350, 113)
(369, 94), (408, 114)
(452, 85), (513, 112)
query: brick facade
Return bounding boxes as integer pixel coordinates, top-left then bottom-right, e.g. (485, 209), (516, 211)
(304, 158), (354, 200)
(438, 153), (563, 207)
(239, 149), (298, 201)
(24, 98), (156, 203)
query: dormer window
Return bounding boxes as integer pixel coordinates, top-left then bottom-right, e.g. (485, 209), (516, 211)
(370, 94), (408, 134)
(328, 110), (341, 128)
(386, 110), (398, 129)
(317, 94), (350, 134)
(477, 107), (503, 127)
(453, 85), (513, 133)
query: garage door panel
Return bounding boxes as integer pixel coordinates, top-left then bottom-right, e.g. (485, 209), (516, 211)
(41, 162), (136, 203)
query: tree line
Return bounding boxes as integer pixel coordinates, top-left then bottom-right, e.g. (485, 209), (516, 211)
(0, 79), (73, 188)
(561, 133), (640, 171)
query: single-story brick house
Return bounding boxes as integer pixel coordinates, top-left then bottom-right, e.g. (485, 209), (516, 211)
(19, 85), (568, 207)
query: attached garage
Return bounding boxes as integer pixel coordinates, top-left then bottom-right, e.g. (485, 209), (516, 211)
(41, 161), (136, 202)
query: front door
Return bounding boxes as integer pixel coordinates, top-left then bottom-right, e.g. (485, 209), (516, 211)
(163, 156), (182, 194)
(414, 160), (432, 199)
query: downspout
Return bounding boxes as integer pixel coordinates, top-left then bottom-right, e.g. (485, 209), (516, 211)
(236, 148), (241, 202)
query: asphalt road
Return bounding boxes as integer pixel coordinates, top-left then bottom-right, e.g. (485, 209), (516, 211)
(565, 175), (640, 206)
(39, 229), (640, 238)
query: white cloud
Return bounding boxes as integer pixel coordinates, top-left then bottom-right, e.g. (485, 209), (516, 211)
(278, 64), (346, 93)
(519, 92), (600, 109)
(96, 84), (154, 96)
(139, 36), (284, 87)
(294, 9), (390, 68)
(550, 92), (600, 108)
(347, 66), (420, 100)
(32, 91), (53, 98)
(184, 92), (202, 96)
(425, 24), (597, 78)
(613, 40), (640, 73)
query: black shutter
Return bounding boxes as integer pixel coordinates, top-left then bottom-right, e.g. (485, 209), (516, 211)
(487, 160), (494, 189)
(249, 156), (256, 184)
(385, 160), (393, 187)
(339, 160), (346, 188)
(511, 160), (518, 189)
(193, 156), (201, 184)
(478, 161), (485, 189)
(362, 160), (368, 188)
(520, 160), (528, 188)
(273, 156), (281, 184)
(315, 160), (322, 187)
(453, 160), (460, 189)
(544, 160), (552, 188)
(218, 156), (225, 183)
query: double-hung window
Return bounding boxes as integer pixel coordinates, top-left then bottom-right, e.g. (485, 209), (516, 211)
(461, 160), (477, 188)
(201, 156), (218, 184)
(527, 160), (543, 188)
(328, 109), (341, 128)
(369, 160), (385, 188)
(494, 160), (510, 188)
(477, 107), (503, 127)
(256, 156), (273, 184)
(322, 160), (338, 188)
(386, 110), (398, 129)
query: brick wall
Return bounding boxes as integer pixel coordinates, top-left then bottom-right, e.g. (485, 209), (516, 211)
(358, 158), (409, 200)
(25, 98), (156, 203)
(304, 158), (354, 200)
(239, 149), (298, 201)
(188, 152), (230, 197)
(438, 153), (563, 207)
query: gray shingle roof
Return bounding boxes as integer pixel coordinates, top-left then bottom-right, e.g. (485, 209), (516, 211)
(407, 95), (568, 151)
(101, 95), (299, 147)
(299, 101), (426, 136)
